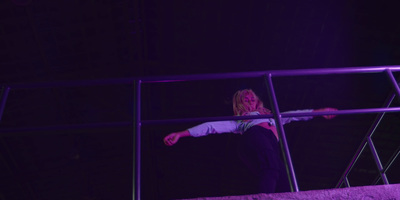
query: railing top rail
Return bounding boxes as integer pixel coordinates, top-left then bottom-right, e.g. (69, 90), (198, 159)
(141, 65), (400, 83)
(4, 66), (400, 89)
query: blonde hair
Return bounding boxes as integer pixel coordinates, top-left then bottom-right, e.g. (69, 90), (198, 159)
(232, 89), (271, 116)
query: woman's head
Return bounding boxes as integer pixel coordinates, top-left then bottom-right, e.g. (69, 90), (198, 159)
(232, 89), (270, 116)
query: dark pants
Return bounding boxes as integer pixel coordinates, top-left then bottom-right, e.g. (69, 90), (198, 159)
(236, 126), (291, 194)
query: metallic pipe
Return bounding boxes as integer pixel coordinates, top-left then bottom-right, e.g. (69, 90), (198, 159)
(1, 106), (399, 133)
(279, 107), (400, 118)
(269, 66), (400, 77)
(6, 66), (400, 88)
(0, 121), (132, 135)
(3, 66), (400, 197)
(385, 69), (400, 101)
(336, 142), (368, 188)
(9, 77), (136, 90)
(382, 146), (400, 174)
(142, 114), (275, 125)
(0, 86), (10, 121)
(367, 136), (389, 184)
(345, 176), (350, 187)
(373, 145), (400, 184)
(143, 66), (400, 83)
(141, 107), (400, 125)
(335, 93), (396, 188)
(264, 73), (299, 192)
(133, 80), (142, 200)
(142, 66), (400, 83)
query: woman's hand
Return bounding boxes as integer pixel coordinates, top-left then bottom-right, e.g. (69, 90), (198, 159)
(163, 130), (191, 146)
(164, 133), (180, 146)
(313, 107), (338, 119)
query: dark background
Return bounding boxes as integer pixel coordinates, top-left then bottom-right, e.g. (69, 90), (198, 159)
(1, 0), (400, 199)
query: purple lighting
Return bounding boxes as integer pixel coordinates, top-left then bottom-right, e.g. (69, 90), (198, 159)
(1, 65), (399, 199)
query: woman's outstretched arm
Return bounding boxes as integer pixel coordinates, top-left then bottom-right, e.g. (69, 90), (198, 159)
(163, 121), (240, 146)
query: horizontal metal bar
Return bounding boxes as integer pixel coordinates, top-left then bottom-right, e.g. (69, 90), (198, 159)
(142, 66), (400, 83)
(6, 66), (400, 89)
(142, 114), (274, 125)
(282, 107), (400, 117)
(2, 107), (399, 133)
(0, 121), (132, 135)
(144, 66), (400, 83)
(142, 107), (400, 125)
(8, 78), (136, 90)
(269, 66), (400, 77)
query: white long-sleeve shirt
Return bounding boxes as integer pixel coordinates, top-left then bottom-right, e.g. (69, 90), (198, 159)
(187, 109), (314, 137)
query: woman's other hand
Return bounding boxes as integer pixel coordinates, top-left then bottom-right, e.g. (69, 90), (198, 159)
(314, 107), (338, 119)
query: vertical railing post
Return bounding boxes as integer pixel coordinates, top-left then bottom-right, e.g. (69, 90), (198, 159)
(264, 74), (299, 192)
(133, 80), (142, 200)
(0, 86), (10, 121)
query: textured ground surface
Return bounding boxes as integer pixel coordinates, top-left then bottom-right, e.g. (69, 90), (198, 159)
(184, 184), (400, 200)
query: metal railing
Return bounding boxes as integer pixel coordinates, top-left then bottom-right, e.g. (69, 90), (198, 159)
(335, 91), (400, 188)
(1, 66), (400, 200)
(136, 66), (400, 199)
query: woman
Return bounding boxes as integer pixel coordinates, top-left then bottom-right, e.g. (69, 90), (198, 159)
(163, 89), (336, 194)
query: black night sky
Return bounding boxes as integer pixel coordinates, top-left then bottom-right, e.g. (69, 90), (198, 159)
(0, 1), (400, 200)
